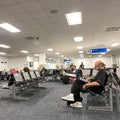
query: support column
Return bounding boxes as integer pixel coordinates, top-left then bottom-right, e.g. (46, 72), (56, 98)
(38, 53), (45, 70)
(112, 55), (117, 67)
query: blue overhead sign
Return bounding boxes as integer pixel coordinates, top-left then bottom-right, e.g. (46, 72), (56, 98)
(89, 48), (107, 54)
(64, 59), (71, 62)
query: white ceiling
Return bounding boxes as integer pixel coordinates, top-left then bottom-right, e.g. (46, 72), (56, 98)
(0, 0), (120, 61)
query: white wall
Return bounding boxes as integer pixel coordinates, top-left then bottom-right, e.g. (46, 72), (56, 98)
(34, 61), (39, 70)
(7, 56), (27, 71)
(0, 56), (8, 71)
(0, 55), (115, 71)
(72, 56), (112, 68)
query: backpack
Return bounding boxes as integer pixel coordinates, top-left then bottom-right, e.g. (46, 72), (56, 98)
(61, 76), (70, 84)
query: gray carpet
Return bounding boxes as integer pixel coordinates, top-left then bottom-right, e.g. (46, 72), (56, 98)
(0, 81), (120, 120)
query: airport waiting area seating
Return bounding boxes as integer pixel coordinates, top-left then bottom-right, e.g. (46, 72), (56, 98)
(0, 70), (43, 100)
(65, 68), (120, 112)
(86, 69), (120, 112)
(0, 68), (120, 112)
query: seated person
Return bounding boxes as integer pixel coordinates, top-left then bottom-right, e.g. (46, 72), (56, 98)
(61, 60), (108, 108)
(62, 65), (82, 84)
(63, 65), (83, 78)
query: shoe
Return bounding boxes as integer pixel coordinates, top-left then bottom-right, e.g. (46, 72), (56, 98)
(1, 84), (12, 89)
(70, 102), (83, 108)
(61, 93), (74, 101)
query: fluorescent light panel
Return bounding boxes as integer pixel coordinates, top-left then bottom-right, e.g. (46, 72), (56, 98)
(111, 43), (120, 47)
(77, 46), (83, 49)
(78, 51), (84, 54)
(0, 44), (11, 48)
(47, 48), (54, 51)
(74, 36), (83, 42)
(55, 52), (60, 55)
(65, 12), (82, 25)
(60, 55), (64, 57)
(0, 52), (6, 55)
(34, 54), (39, 56)
(20, 50), (29, 53)
(0, 23), (21, 33)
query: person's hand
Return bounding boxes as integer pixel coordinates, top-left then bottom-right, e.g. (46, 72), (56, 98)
(83, 84), (87, 89)
(86, 77), (92, 81)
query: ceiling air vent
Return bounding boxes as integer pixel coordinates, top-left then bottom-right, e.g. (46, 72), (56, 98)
(7, 52), (12, 53)
(106, 27), (120, 32)
(25, 37), (35, 40)
(50, 9), (58, 14)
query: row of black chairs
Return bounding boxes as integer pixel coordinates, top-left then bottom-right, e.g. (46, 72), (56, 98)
(86, 69), (120, 112)
(0, 70), (42, 100)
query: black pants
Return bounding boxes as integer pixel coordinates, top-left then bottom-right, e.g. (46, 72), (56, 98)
(71, 79), (104, 102)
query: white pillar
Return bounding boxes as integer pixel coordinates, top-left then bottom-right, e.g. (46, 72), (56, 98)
(38, 53), (45, 70)
(112, 55), (118, 67)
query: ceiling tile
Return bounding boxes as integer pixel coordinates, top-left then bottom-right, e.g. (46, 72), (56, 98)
(28, 10), (47, 18)
(20, 0), (42, 11)
(34, 17), (51, 24)
(15, 0), (31, 3)
(0, 0), (15, 6)
(4, 4), (25, 14)
(0, 7), (9, 17)
(38, 0), (61, 9)
(13, 12), (32, 21)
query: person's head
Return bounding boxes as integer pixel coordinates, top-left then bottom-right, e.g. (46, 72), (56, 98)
(23, 67), (30, 72)
(94, 60), (106, 71)
(73, 65), (76, 70)
(69, 64), (76, 70)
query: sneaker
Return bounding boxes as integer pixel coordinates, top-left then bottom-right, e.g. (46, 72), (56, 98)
(70, 102), (83, 108)
(61, 93), (74, 101)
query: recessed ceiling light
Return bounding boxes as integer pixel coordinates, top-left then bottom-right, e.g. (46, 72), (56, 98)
(78, 51), (84, 54)
(74, 36), (83, 42)
(65, 12), (82, 25)
(20, 50), (29, 53)
(61, 55), (64, 57)
(55, 52), (60, 55)
(47, 48), (54, 51)
(77, 46), (83, 49)
(0, 23), (21, 33)
(0, 44), (11, 48)
(0, 52), (6, 55)
(111, 43), (120, 47)
(34, 54), (39, 56)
